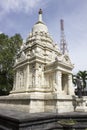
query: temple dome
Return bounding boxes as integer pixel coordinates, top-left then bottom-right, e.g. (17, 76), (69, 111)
(32, 21), (48, 33)
(32, 9), (48, 33)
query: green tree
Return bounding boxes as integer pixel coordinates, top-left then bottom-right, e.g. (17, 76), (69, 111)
(77, 70), (87, 91)
(0, 33), (23, 95)
(73, 70), (87, 91)
(72, 74), (77, 86)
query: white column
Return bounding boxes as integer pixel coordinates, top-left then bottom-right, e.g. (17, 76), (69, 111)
(13, 72), (16, 91)
(35, 63), (41, 88)
(16, 71), (19, 90)
(26, 65), (29, 91)
(56, 71), (62, 93)
(35, 69), (38, 88)
(68, 74), (74, 95)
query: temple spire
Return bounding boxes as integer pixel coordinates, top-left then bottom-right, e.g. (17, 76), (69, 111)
(38, 9), (43, 22)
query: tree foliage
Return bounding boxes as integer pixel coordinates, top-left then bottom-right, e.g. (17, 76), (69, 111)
(77, 71), (87, 90)
(73, 70), (87, 91)
(0, 33), (23, 95)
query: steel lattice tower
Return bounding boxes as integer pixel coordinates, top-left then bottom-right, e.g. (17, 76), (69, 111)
(60, 19), (68, 54)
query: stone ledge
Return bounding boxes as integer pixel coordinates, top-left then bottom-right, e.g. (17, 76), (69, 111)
(0, 109), (87, 130)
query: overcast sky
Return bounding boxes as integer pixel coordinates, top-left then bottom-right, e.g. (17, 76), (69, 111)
(0, 0), (87, 73)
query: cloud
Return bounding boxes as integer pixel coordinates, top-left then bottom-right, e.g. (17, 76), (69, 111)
(0, 0), (41, 12)
(0, 0), (46, 20)
(0, 32), (3, 34)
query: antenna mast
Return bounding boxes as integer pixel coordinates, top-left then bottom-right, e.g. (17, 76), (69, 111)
(60, 19), (68, 54)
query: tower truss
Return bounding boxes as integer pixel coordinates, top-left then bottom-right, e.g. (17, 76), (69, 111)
(60, 19), (68, 54)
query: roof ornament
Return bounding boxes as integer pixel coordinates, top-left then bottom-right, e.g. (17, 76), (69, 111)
(39, 8), (43, 14)
(38, 9), (43, 22)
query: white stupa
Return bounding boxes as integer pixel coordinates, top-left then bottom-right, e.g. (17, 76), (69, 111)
(0, 9), (76, 113)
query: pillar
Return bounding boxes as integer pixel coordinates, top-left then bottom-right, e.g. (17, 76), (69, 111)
(13, 72), (16, 91)
(16, 71), (19, 90)
(56, 71), (62, 93)
(26, 65), (29, 91)
(68, 74), (74, 95)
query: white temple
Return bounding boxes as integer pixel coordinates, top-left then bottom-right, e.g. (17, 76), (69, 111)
(0, 9), (76, 113)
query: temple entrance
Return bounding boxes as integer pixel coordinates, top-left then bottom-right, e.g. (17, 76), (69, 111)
(62, 73), (68, 95)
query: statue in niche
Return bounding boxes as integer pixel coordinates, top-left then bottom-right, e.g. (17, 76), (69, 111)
(76, 76), (82, 98)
